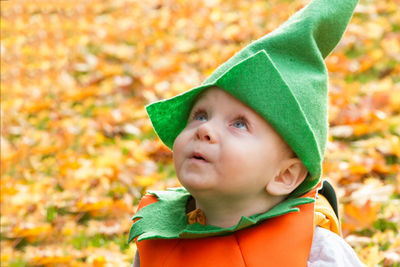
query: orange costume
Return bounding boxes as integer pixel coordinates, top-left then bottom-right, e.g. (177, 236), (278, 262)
(129, 181), (340, 267)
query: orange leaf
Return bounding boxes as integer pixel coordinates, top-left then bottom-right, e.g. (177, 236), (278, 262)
(342, 200), (381, 235)
(349, 164), (369, 175)
(352, 123), (369, 136)
(62, 86), (99, 102)
(93, 256), (106, 267)
(21, 99), (53, 113)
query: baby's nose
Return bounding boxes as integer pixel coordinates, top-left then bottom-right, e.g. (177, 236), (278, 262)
(195, 124), (216, 143)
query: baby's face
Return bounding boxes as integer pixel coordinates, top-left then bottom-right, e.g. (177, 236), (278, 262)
(173, 87), (293, 198)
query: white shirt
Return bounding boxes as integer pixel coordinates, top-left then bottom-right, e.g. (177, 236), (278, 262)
(308, 227), (365, 267)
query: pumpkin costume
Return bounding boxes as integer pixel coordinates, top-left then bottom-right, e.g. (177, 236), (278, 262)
(128, 0), (362, 265)
(129, 181), (342, 267)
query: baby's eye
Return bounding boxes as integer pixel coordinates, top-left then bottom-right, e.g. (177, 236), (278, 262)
(196, 113), (207, 122)
(192, 110), (208, 122)
(232, 119), (248, 130)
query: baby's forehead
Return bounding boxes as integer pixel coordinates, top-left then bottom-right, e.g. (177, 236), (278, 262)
(191, 87), (268, 125)
(192, 87), (247, 109)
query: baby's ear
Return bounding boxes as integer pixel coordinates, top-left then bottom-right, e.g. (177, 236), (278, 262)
(266, 158), (308, 196)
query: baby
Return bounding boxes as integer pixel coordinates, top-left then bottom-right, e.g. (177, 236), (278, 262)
(129, 0), (365, 266)
(172, 87), (306, 229)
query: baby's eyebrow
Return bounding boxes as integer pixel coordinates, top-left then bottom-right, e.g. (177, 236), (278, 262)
(189, 105), (205, 113)
(234, 111), (252, 119)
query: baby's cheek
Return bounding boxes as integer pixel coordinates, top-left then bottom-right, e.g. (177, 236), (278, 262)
(220, 146), (250, 175)
(172, 136), (186, 169)
(231, 141), (268, 172)
(173, 130), (188, 152)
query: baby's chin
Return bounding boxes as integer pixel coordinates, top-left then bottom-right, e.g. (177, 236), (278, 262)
(177, 174), (217, 194)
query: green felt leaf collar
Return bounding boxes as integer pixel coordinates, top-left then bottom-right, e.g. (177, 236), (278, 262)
(128, 188), (314, 243)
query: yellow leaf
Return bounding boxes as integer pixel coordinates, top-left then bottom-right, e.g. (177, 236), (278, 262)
(133, 148), (148, 163)
(13, 223), (52, 239)
(357, 246), (381, 267)
(94, 148), (123, 168)
(135, 175), (160, 187)
(389, 89), (400, 112)
(75, 198), (113, 212)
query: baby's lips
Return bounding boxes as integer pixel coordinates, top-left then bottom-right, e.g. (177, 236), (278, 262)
(191, 151), (209, 162)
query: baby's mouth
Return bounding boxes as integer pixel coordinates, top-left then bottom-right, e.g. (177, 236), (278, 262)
(191, 152), (208, 162)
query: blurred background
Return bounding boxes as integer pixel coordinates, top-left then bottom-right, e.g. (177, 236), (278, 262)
(1, 0), (399, 266)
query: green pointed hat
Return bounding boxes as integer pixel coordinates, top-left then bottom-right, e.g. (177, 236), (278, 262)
(145, 0), (358, 197)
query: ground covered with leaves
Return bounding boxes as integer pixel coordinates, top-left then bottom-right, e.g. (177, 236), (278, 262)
(1, 0), (399, 266)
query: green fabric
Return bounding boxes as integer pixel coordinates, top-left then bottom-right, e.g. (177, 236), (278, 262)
(146, 0), (358, 197)
(128, 188), (314, 243)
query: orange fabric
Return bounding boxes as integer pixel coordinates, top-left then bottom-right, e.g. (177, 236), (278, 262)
(135, 186), (319, 267)
(187, 208), (207, 225)
(137, 194), (158, 210)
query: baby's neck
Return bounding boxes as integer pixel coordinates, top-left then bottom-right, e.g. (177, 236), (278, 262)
(193, 193), (285, 228)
